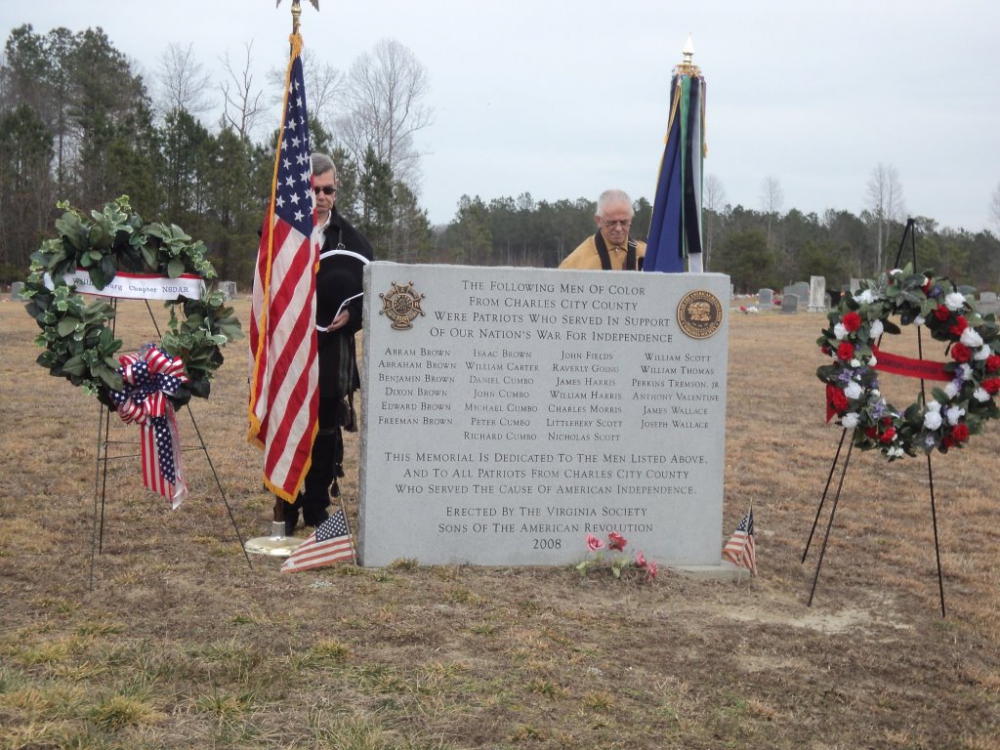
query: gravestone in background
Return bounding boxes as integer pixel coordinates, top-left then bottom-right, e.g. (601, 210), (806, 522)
(781, 293), (799, 314)
(808, 276), (826, 312)
(359, 263), (730, 568)
(849, 278), (861, 293)
(10, 281), (24, 301)
(979, 292), (999, 316)
(758, 288), (773, 307)
(788, 281), (810, 302)
(218, 281), (238, 300)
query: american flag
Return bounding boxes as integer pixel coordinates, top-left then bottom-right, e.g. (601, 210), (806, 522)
(723, 507), (757, 576)
(247, 32), (319, 503)
(281, 509), (356, 572)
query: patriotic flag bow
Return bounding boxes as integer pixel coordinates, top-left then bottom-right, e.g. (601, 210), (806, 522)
(110, 344), (189, 508)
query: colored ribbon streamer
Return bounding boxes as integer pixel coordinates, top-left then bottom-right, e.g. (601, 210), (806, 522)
(110, 344), (189, 508)
(872, 346), (951, 382)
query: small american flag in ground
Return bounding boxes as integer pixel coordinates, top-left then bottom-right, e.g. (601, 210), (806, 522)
(281, 510), (355, 572)
(723, 507), (757, 575)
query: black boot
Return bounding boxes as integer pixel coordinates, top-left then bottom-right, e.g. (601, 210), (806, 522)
(301, 429), (335, 527)
(282, 498), (302, 536)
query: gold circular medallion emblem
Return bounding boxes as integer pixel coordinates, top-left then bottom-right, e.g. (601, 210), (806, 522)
(676, 289), (723, 339)
(379, 281), (425, 330)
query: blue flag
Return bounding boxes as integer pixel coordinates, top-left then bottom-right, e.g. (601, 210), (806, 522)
(644, 64), (706, 274)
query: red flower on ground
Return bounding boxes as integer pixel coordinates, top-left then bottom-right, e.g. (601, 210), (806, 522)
(646, 560), (659, 579)
(952, 343), (972, 363)
(934, 305), (951, 322)
(586, 533), (604, 552)
(842, 311), (862, 332)
(608, 531), (627, 551)
(634, 551), (647, 569)
(837, 342), (855, 361)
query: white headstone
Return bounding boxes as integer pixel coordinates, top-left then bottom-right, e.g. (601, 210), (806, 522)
(808, 276), (826, 312)
(758, 288), (773, 307)
(359, 263), (730, 568)
(10, 281), (24, 300)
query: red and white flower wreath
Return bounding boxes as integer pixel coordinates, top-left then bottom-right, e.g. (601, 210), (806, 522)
(817, 265), (1000, 460)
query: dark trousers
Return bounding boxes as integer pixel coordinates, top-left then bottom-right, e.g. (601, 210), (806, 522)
(284, 396), (343, 529)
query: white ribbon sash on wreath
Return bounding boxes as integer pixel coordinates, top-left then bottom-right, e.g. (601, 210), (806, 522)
(44, 269), (206, 300)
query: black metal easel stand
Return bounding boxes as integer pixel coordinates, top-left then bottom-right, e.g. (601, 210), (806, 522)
(802, 218), (947, 617)
(88, 299), (253, 590)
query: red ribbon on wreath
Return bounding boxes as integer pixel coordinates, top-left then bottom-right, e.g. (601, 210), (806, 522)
(871, 346), (951, 382)
(110, 344), (189, 508)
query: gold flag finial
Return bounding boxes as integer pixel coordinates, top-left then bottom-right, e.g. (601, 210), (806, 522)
(276, 0), (320, 35)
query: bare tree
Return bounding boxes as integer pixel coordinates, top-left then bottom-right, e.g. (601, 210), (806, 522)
(759, 175), (784, 246)
(705, 174), (726, 213)
(265, 49), (345, 129)
(703, 174), (727, 267)
(220, 41), (264, 138)
(990, 181), (1000, 233)
(157, 42), (214, 119)
(866, 163), (905, 273)
(336, 38), (432, 187)
(307, 55), (346, 126)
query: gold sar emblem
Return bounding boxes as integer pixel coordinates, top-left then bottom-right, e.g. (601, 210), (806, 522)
(379, 281), (426, 330)
(676, 289), (723, 339)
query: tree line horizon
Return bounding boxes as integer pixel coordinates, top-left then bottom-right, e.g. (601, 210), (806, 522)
(3, 23), (999, 294)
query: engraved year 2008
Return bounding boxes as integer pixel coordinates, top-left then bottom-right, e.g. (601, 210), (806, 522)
(533, 538), (561, 550)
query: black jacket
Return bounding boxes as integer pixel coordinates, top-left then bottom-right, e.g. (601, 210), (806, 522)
(315, 208), (373, 399)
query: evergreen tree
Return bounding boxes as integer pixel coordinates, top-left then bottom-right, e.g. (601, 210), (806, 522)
(0, 105), (53, 281)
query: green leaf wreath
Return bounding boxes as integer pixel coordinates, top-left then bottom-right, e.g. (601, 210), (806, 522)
(817, 264), (1000, 459)
(22, 196), (243, 406)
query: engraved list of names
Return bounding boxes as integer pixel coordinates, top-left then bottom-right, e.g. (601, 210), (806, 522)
(359, 263), (729, 567)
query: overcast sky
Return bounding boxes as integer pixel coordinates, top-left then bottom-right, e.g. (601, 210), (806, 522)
(6, 1), (999, 233)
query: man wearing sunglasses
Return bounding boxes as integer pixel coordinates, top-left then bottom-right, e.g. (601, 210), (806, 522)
(558, 189), (645, 271)
(283, 153), (373, 536)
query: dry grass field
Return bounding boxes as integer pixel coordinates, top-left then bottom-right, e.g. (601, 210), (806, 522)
(1, 294), (998, 750)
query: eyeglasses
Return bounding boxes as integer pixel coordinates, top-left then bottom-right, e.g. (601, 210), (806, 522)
(601, 219), (631, 228)
(313, 186), (336, 196)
